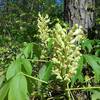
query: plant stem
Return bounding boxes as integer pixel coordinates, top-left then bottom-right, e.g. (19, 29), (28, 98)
(66, 86), (100, 91)
(22, 73), (48, 84)
(83, 77), (94, 83)
(28, 59), (52, 62)
(67, 82), (71, 100)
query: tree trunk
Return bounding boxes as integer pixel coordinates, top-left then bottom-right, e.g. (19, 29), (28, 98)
(64, 0), (95, 38)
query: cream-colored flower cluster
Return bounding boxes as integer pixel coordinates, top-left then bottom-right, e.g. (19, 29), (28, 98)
(38, 13), (50, 43)
(38, 14), (84, 82)
(52, 24), (84, 81)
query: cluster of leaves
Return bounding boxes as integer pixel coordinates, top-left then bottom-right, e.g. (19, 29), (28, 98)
(0, 43), (32, 100)
(82, 39), (100, 82)
(0, 42), (53, 100)
(71, 39), (100, 100)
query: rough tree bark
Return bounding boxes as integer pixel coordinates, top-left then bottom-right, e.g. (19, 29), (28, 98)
(64, 0), (95, 38)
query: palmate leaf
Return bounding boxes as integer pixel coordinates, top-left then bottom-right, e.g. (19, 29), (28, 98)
(6, 59), (21, 80)
(39, 62), (53, 82)
(84, 54), (100, 82)
(6, 57), (32, 80)
(71, 56), (84, 86)
(21, 58), (32, 75)
(8, 73), (29, 100)
(0, 82), (9, 100)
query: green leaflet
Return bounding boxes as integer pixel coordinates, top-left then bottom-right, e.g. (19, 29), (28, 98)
(84, 55), (100, 82)
(8, 73), (29, 100)
(23, 43), (33, 58)
(0, 82), (9, 100)
(71, 56), (84, 86)
(38, 64), (47, 80)
(39, 62), (53, 82)
(6, 59), (21, 80)
(21, 58), (32, 75)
